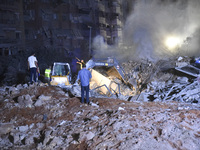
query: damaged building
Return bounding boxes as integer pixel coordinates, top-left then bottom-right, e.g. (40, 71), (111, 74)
(0, 0), (135, 85)
(0, 0), (25, 56)
(0, 0), (133, 58)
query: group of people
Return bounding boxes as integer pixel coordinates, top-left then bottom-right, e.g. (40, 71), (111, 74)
(27, 53), (92, 105)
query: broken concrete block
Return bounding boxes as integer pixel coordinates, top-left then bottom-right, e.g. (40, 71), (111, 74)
(0, 123), (14, 135)
(17, 94), (32, 107)
(38, 95), (52, 101)
(18, 125), (29, 132)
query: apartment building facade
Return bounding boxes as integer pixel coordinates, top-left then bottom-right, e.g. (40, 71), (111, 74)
(0, 0), (133, 59)
(0, 0), (25, 56)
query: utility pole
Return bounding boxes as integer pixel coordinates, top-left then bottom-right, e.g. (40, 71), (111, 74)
(88, 26), (92, 57)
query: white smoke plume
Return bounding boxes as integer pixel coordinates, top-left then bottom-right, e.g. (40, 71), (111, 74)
(92, 0), (200, 62)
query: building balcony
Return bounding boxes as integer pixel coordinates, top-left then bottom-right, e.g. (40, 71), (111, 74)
(98, 3), (105, 12)
(111, 30), (122, 37)
(99, 17), (106, 24)
(70, 13), (82, 23)
(77, 1), (90, 9)
(111, 18), (121, 26)
(112, 6), (121, 14)
(0, 19), (19, 27)
(0, 3), (18, 11)
(112, 0), (121, 6)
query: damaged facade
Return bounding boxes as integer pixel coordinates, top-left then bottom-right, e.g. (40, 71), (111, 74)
(0, 0), (135, 85)
(0, 0), (25, 56)
(0, 0), (133, 59)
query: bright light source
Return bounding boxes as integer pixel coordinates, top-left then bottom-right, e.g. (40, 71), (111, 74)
(165, 36), (181, 50)
(51, 76), (69, 85)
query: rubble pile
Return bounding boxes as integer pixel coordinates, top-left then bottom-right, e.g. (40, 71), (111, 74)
(121, 57), (200, 103)
(0, 81), (200, 150)
(0, 57), (200, 149)
(122, 58), (176, 94)
(146, 77), (200, 103)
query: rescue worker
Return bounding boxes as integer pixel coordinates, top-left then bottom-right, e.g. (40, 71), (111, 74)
(76, 57), (85, 69)
(45, 66), (51, 83)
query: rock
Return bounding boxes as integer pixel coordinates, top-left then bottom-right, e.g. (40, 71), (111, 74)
(18, 125), (29, 132)
(90, 102), (99, 108)
(49, 136), (63, 148)
(34, 95), (52, 106)
(9, 86), (19, 95)
(118, 107), (124, 110)
(17, 94), (32, 107)
(16, 84), (23, 90)
(12, 132), (20, 144)
(23, 83), (29, 88)
(0, 123), (14, 135)
(38, 95), (52, 101)
(34, 99), (43, 106)
(0, 95), (3, 101)
(25, 135), (35, 145)
(91, 116), (99, 121)
(36, 123), (45, 129)
(86, 131), (95, 140)
(71, 85), (81, 97)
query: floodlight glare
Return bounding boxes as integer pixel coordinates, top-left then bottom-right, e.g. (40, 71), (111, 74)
(165, 36), (181, 50)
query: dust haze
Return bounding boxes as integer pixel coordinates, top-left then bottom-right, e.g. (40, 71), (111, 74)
(92, 0), (200, 62)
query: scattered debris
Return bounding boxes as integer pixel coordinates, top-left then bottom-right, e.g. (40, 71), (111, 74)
(0, 57), (200, 149)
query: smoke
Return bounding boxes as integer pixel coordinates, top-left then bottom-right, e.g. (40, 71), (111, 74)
(92, 0), (200, 62)
(92, 35), (110, 58)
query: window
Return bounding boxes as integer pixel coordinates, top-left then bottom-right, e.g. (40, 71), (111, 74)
(16, 32), (20, 39)
(54, 14), (57, 19)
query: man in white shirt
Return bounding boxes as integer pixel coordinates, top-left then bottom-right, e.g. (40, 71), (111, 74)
(28, 52), (38, 83)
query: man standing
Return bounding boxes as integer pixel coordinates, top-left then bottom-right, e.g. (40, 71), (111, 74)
(76, 63), (92, 104)
(28, 52), (38, 83)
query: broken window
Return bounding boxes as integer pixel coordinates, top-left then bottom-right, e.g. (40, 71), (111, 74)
(4, 48), (9, 56)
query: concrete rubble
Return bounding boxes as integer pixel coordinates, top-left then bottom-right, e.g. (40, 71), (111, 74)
(0, 57), (200, 150)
